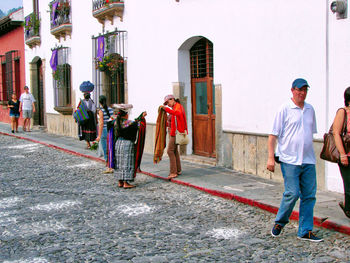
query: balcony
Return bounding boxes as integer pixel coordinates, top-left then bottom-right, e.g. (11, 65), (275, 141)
(24, 13), (41, 48)
(50, 0), (72, 40)
(92, 0), (124, 25)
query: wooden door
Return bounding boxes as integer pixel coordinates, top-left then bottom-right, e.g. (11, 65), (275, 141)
(190, 38), (215, 157)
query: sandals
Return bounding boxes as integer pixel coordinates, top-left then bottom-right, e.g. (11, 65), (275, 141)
(123, 182), (136, 188)
(339, 201), (350, 218)
(168, 173), (178, 179)
(103, 169), (114, 174)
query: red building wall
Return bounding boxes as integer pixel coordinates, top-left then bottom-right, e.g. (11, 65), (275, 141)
(0, 26), (26, 126)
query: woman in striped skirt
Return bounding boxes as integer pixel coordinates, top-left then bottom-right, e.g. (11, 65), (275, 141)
(114, 104), (147, 188)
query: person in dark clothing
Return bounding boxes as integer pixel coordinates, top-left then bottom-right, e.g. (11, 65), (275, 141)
(8, 93), (20, 133)
(79, 93), (97, 148)
(114, 104), (147, 188)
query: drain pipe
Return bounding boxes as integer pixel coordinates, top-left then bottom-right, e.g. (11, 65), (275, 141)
(325, 0), (330, 189)
(326, 0), (330, 128)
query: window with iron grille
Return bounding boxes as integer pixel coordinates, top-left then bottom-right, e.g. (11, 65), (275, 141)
(190, 38), (213, 78)
(0, 51), (20, 102)
(92, 30), (127, 105)
(52, 47), (71, 108)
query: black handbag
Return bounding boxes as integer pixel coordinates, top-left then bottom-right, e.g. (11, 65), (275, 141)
(320, 108), (350, 163)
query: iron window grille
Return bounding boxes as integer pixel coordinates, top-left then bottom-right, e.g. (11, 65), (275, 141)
(52, 47), (71, 108)
(0, 51), (20, 102)
(92, 30), (127, 105)
(190, 38), (213, 78)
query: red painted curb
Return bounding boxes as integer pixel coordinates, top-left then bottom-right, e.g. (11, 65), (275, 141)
(2, 131), (349, 235)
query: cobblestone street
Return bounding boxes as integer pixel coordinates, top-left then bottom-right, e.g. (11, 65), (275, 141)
(0, 134), (349, 263)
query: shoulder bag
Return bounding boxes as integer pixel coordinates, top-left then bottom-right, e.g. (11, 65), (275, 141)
(320, 108), (350, 163)
(175, 114), (189, 145)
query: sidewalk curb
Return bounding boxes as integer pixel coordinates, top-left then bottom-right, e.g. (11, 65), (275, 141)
(2, 131), (350, 236)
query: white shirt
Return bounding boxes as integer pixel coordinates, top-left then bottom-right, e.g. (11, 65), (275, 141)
(19, 92), (36, 111)
(271, 99), (317, 165)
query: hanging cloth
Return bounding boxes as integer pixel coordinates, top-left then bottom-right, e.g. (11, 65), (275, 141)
(134, 114), (147, 177)
(153, 106), (167, 163)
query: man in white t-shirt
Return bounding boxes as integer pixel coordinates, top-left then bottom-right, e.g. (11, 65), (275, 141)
(267, 78), (323, 242)
(19, 86), (36, 132)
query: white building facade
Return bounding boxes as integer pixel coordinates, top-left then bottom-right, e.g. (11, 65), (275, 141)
(22, 0), (350, 194)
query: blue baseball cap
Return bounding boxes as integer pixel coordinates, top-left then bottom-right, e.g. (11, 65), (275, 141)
(292, 78), (309, 89)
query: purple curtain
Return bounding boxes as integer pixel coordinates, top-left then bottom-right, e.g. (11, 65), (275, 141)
(97, 36), (105, 61)
(25, 16), (30, 26)
(25, 16), (30, 35)
(51, 1), (59, 26)
(50, 50), (58, 71)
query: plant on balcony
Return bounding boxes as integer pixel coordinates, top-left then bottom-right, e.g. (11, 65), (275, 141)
(24, 13), (40, 35)
(49, 0), (71, 23)
(95, 53), (123, 76)
(53, 64), (71, 88)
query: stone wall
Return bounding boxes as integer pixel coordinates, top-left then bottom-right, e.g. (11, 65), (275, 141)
(46, 113), (78, 137)
(220, 131), (326, 190)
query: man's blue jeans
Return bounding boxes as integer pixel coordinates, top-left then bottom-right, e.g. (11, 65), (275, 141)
(275, 162), (317, 237)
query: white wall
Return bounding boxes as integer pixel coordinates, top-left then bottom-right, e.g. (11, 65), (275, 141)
(70, 0), (103, 107)
(121, 0), (327, 137)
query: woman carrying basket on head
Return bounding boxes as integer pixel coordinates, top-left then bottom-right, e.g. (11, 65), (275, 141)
(78, 81), (97, 149)
(160, 94), (188, 179)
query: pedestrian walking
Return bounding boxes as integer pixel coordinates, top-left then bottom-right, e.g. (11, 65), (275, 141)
(114, 104), (147, 188)
(19, 86), (36, 132)
(95, 95), (114, 174)
(78, 81), (97, 149)
(331, 87), (350, 219)
(8, 93), (20, 133)
(160, 95), (188, 179)
(267, 78), (323, 242)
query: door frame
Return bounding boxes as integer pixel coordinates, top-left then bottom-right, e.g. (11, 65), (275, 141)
(189, 38), (215, 157)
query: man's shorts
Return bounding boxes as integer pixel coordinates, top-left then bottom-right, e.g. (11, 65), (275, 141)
(22, 110), (33, 119)
(9, 113), (20, 118)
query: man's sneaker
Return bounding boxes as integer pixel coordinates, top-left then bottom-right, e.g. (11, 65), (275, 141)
(297, 231), (324, 242)
(271, 224), (283, 237)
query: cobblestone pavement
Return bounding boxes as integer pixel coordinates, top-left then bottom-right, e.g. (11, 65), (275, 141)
(0, 135), (349, 263)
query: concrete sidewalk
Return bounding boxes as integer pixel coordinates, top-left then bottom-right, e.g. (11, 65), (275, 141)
(0, 122), (349, 235)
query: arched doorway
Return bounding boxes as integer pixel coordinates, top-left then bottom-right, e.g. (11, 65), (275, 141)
(190, 38), (215, 157)
(30, 56), (44, 126)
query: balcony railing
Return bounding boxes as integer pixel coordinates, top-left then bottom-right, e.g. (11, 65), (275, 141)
(92, 0), (124, 24)
(24, 13), (41, 48)
(50, 0), (72, 40)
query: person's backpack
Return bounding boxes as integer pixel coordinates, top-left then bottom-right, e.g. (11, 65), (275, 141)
(73, 99), (90, 125)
